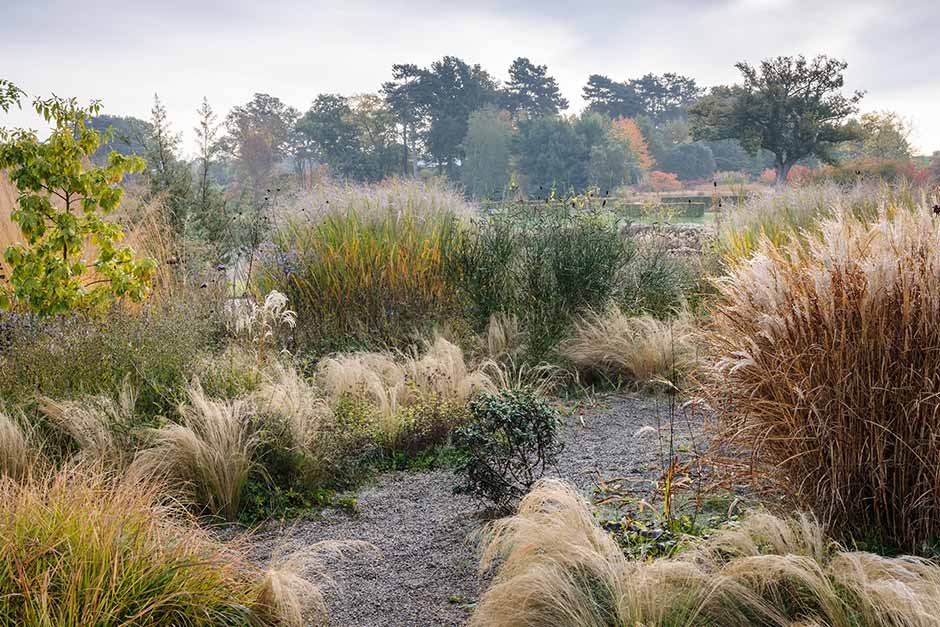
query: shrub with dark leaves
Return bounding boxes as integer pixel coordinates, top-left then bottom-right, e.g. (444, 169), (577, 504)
(452, 390), (562, 513)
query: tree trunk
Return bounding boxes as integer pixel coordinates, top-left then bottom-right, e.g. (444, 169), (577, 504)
(775, 159), (793, 187)
(401, 123), (409, 176)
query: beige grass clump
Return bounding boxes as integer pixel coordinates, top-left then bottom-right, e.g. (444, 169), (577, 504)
(132, 383), (257, 521)
(0, 411), (29, 479)
(483, 313), (525, 361)
(316, 336), (493, 417)
(254, 361), (332, 452)
(400, 334), (495, 405)
(701, 203), (940, 551)
(558, 305), (697, 385)
(38, 378), (137, 465)
(473, 480), (940, 627)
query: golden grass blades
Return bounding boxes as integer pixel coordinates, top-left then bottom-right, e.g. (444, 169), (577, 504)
(0, 463), (333, 626)
(473, 480), (940, 627)
(700, 196), (940, 552)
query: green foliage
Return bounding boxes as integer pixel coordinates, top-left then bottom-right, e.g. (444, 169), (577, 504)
(456, 203), (632, 358)
(690, 55), (863, 183)
(461, 107), (512, 199)
(0, 94), (156, 314)
(452, 389), (563, 512)
(145, 94), (192, 234)
(0, 291), (225, 420)
(658, 141), (716, 181)
(504, 57), (568, 117)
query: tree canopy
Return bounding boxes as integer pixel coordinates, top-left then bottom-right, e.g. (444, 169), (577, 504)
(503, 57), (569, 117)
(690, 55), (863, 183)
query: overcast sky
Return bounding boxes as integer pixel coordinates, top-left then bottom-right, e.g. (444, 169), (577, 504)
(3, 0), (939, 156)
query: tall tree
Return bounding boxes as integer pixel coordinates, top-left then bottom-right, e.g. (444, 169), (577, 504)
(192, 98), (226, 244)
(582, 75), (643, 119)
(515, 115), (590, 194)
(147, 94), (191, 233)
(348, 94), (401, 181)
(503, 57), (568, 117)
(382, 64), (425, 176)
(839, 110), (913, 161)
(384, 57), (498, 178)
(221, 93), (299, 196)
(87, 114), (152, 166)
(461, 107), (512, 199)
(690, 55), (863, 184)
(630, 73), (703, 122)
(296, 94), (362, 179)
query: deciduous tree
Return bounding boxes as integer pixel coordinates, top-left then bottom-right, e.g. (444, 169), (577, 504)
(0, 91), (155, 313)
(690, 55), (863, 184)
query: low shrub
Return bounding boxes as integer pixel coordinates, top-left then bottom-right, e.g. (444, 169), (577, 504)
(472, 480), (940, 627)
(452, 390), (563, 513)
(456, 205), (632, 358)
(701, 202), (940, 552)
(0, 465), (328, 626)
(0, 289), (225, 419)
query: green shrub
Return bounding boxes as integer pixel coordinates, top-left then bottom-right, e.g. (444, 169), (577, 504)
(452, 389), (563, 512)
(0, 290), (225, 419)
(456, 206), (632, 358)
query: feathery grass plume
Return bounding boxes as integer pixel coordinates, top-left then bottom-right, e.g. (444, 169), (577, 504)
(473, 480), (940, 627)
(317, 336), (492, 417)
(400, 334), (495, 405)
(558, 305), (697, 386)
(0, 463), (331, 626)
(483, 312), (525, 361)
(37, 377), (138, 465)
(255, 540), (374, 627)
(317, 337), (492, 452)
(316, 351), (404, 418)
(133, 382), (257, 521)
(254, 360), (332, 452)
(232, 290), (297, 364)
(701, 199), (940, 551)
(717, 180), (924, 263)
(0, 411), (29, 479)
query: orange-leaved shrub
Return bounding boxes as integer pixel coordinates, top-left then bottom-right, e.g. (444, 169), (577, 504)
(701, 202), (940, 552)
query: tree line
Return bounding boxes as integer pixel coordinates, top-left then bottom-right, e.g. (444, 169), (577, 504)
(92, 53), (917, 208)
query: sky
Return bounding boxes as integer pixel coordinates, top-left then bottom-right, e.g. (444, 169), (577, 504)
(2, 0), (939, 157)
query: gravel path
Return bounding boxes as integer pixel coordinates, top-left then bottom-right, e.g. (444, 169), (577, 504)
(250, 393), (700, 627)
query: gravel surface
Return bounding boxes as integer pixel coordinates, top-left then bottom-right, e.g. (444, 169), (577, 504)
(250, 393), (701, 627)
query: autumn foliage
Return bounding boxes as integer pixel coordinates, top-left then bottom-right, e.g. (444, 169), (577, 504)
(610, 117), (653, 171)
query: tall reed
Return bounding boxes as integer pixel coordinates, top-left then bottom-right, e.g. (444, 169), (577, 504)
(701, 200), (940, 551)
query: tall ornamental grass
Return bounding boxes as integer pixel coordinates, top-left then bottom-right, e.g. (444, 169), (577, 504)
(718, 181), (924, 263)
(258, 179), (469, 352)
(0, 465), (328, 626)
(702, 201), (940, 552)
(472, 480), (940, 627)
